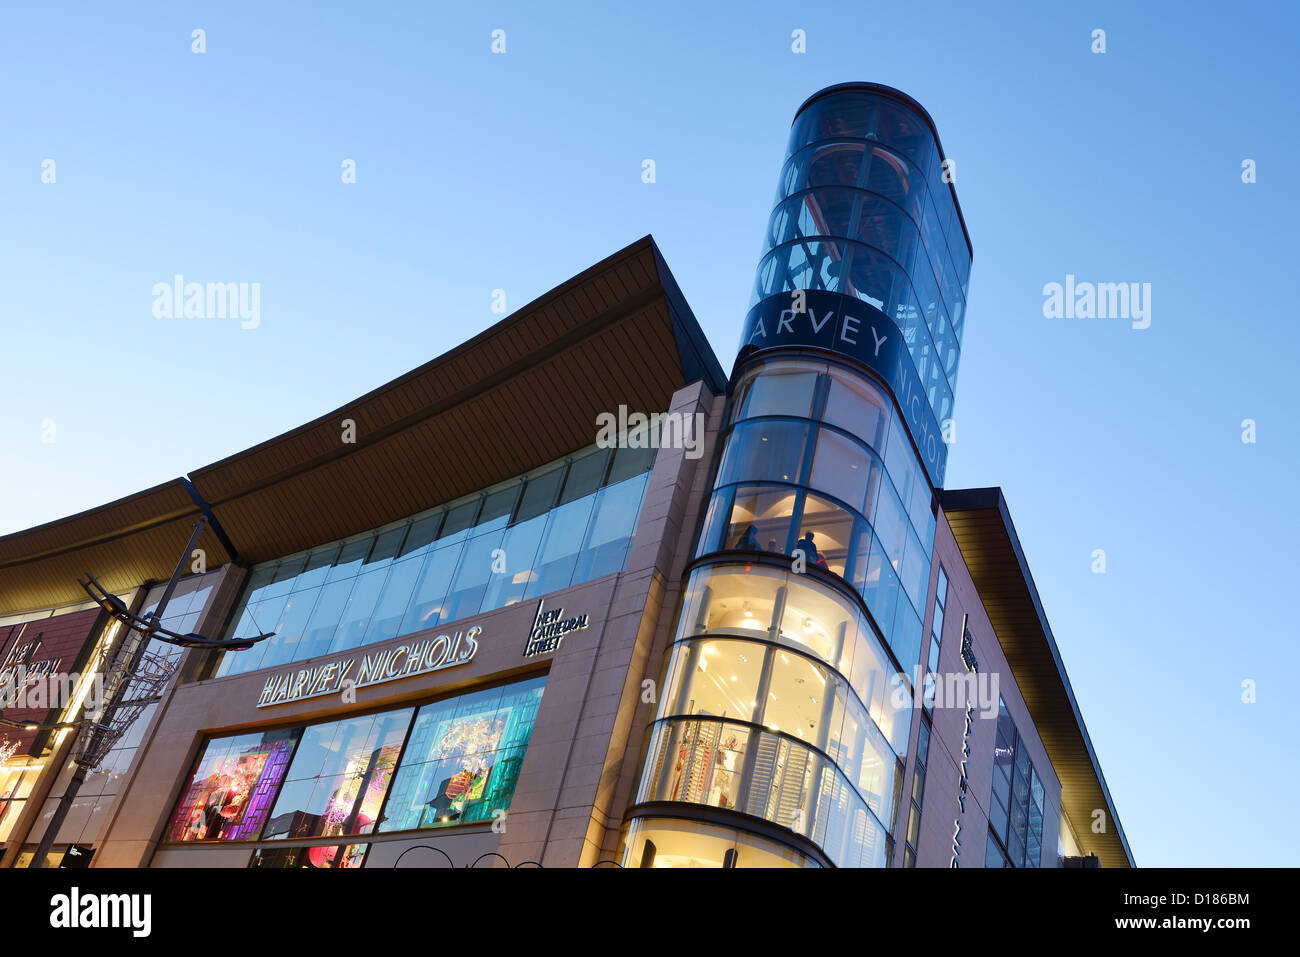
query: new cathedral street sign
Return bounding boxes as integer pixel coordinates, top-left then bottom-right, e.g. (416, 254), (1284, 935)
(524, 600), (590, 658)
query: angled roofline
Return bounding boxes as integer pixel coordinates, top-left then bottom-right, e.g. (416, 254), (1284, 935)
(941, 486), (1135, 867)
(0, 236), (727, 610)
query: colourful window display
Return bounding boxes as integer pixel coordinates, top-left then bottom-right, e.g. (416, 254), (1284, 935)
(166, 729), (299, 842)
(262, 709), (413, 841)
(250, 844), (370, 869)
(164, 675), (546, 845)
(379, 676), (546, 831)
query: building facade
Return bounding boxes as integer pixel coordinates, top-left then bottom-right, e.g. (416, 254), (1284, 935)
(0, 84), (1132, 869)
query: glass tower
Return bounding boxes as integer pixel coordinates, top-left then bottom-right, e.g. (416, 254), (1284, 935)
(624, 84), (973, 868)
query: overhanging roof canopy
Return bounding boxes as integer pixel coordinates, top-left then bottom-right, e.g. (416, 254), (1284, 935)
(187, 235), (726, 563)
(941, 487), (1134, 868)
(0, 236), (725, 614)
(0, 480), (230, 616)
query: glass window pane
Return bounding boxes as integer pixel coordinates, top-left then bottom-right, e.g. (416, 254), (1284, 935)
(734, 364), (820, 422)
(724, 485), (797, 556)
(258, 587), (322, 669)
(670, 639), (766, 723)
(809, 427), (877, 513)
(442, 529), (506, 622)
(262, 553), (308, 600)
(265, 710), (411, 840)
(573, 472), (650, 581)
(481, 513), (547, 611)
(872, 480), (909, 567)
(363, 554), (423, 645)
(795, 493), (855, 579)
(367, 525), (406, 568)
(780, 574), (857, 671)
(327, 537), (372, 583)
(298, 577), (356, 660)
(380, 676), (546, 831)
(682, 564), (784, 639)
(399, 512), (443, 559)
(165, 729), (299, 843)
(874, 98), (932, 169)
(808, 92), (875, 141)
(608, 443), (657, 484)
(439, 498), (480, 544)
(845, 244), (896, 311)
(889, 599), (923, 676)
(695, 487), (730, 557)
(823, 371), (890, 453)
(401, 542), (463, 633)
(718, 420), (810, 487)
(803, 142), (866, 190)
(328, 565), (389, 654)
(763, 650), (834, 750)
(560, 448), (610, 504)
(514, 466), (564, 524)
(477, 486), (519, 533)
(865, 145), (925, 224)
(293, 545), (339, 592)
(787, 187), (856, 240)
(855, 198), (919, 273)
(525, 495), (596, 598)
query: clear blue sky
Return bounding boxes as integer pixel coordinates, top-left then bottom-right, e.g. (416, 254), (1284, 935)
(1, 2), (1295, 867)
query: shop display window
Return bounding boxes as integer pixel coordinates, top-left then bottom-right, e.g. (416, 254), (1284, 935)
(166, 729), (300, 842)
(262, 709), (413, 840)
(378, 676), (545, 831)
(250, 843), (369, 869)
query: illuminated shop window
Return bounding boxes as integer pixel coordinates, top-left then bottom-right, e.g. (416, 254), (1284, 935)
(378, 676), (546, 831)
(708, 358), (935, 674)
(674, 564), (910, 756)
(262, 709), (412, 841)
(622, 817), (819, 868)
(165, 676), (547, 846)
(638, 717), (892, 868)
(658, 638), (900, 823)
(165, 729), (300, 842)
(217, 443), (653, 677)
(638, 562), (916, 866)
(250, 843), (369, 869)
(719, 485), (799, 556)
(0, 757), (41, 844)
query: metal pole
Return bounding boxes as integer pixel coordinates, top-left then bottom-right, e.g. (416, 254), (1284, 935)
(30, 763), (86, 868)
(28, 524), (202, 869)
(151, 519), (206, 623)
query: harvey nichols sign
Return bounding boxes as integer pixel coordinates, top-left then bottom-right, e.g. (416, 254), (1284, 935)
(738, 289), (948, 487)
(256, 628), (480, 708)
(255, 599), (596, 706)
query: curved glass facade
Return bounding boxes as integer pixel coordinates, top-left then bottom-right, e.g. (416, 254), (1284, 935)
(622, 817), (820, 868)
(626, 84), (971, 869)
(749, 86), (971, 428)
(632, 563), (909, 868)
(698, 357), (933, 670)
